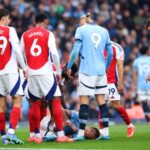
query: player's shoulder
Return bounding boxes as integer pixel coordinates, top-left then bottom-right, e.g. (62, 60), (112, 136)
(111, 41), (124, 52)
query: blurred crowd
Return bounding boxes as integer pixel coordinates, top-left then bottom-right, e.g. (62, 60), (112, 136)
(1, 0), (150, 122)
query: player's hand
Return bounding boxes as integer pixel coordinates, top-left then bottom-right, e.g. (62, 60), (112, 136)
(67, 68), (73, 79)
(146, 75), (150, 82)
(56, 74), (62, 84)
(23, 70), (28, 79)
(117, 82), (123, 94)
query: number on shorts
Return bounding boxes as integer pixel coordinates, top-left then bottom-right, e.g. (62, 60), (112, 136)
(0, 36), (7, 55)
(30, 39), (42, 56)
(108, 88), (115, 95)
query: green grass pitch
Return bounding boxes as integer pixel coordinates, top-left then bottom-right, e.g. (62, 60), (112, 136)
(0, 124), (150, 150)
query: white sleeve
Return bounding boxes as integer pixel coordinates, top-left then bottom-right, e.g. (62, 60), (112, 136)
(9, 27), (27, 71)
(115, 44), (125, 60)
(20, 35), (26, 61)
(48, 31), (61, 74)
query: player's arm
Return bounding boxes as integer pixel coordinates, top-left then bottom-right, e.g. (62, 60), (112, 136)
(67, 28), (82, 77)
(105, 30), (113, 70)
(133, 68), (137, 86)
(9, 27), (27, 71)
(48, 32), (61, 76)
(116, 45), (125, 93)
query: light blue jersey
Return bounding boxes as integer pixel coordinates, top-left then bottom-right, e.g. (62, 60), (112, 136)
(133, 56), (150, 90)
(67, 23), (113, 76)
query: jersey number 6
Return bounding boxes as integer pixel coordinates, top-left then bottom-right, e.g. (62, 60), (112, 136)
(30, 39), (42, 56)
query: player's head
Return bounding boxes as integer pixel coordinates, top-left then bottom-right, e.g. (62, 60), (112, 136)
(84, 127), (100, 139)
(0, 9), (10, 26)
(35, 13), (48, 27)
(79, 13), (93, 26)
(140, 46), (149, 55)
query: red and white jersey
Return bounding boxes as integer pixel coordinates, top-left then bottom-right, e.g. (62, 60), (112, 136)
(104, 41), (124, 84)
(20, 26), (61, 76)
(0, 26), (26, 75)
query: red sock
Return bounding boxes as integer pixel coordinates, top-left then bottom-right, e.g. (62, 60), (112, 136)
(9, 107), (21, 129)
(28, 106), (34, 133)
(52, 99), (63, 131)
(0, 112), (6, 136)
(98, 111), (103, 129)
(116, 106), (131, 125)
(32, 101), (41, 133)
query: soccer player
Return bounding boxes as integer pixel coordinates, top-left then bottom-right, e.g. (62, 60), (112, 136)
(20, 13), (73, 143)
(0, 9), (27, 144)
(98, 41), (135, 138)
(133, 46), (150, 124)
(41, 109), (100, 141)
(67, 13), (113, 140)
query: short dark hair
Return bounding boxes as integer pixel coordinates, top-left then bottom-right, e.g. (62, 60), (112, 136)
(35, 13), (48, 23)
(140, 46), (149, 55)
(92, 127), (100, 139)
(0, 9), (10, 20)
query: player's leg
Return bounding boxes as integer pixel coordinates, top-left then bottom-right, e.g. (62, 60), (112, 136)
(95, 74), (110, 140)
(28, 76), (43, 143)
(41, 75), (73, 142)
(4, 74), (24, 144)
(141, 100), (150, 123)
(0, 96), (8, 144)
(73, 73), (95, 141)
(27, 99), (36, 142)
(40, 100), (47, 121)
(111, 100), (135, 137)
(138, 90), (150, 124)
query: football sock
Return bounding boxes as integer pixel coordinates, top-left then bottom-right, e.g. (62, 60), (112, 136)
(116, 106), (131, 125)
(99, 104), (109, 136)
(79, 104), (89, 136)
(52, 99), (64, 134)
(40, 105), (47, 121)
(0, 112), (6, 136)
(28, 106), (35, 134)
(8, 106), (21, 134)
(32, 101), (41, 134)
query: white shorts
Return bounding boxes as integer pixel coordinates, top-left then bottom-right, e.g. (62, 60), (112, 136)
(77, 73), (107, 96)
(137, 90), (150, 101)
(27, 75), (61, 100)
(106, 83), (120, 101)
(0, 73), (23, 96)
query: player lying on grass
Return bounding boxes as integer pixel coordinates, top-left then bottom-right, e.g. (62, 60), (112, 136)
(41, 109), (100, 142)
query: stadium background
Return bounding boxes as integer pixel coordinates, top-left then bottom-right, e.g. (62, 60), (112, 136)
(1, 0), (150, 123)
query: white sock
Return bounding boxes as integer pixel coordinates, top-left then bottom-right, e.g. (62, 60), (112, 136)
(30, 132), (35, 138)
(8, 128), (15, 134)
(127, 123), (133, 128)
(102, 127), (109, 136)
(35, 133), (41, 138)
(1, 135), (6, 138)
(57, 131), (64, 137)
(78, 129), (84, 136)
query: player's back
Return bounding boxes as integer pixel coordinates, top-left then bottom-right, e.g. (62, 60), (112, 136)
(133, 56), (150, 90)
(0, 25), (18, 75)
(77, 24), (110, 75)
(23, 26), (52, 75)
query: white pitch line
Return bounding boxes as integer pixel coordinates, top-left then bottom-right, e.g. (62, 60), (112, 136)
(0, 149), (104, 150)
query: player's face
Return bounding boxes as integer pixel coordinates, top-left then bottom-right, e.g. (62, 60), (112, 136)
(3, 15), (10, 26)
(84, 127), (97, 139)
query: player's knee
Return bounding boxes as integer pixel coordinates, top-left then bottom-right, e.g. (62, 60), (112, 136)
(112, 101), (120, 109)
